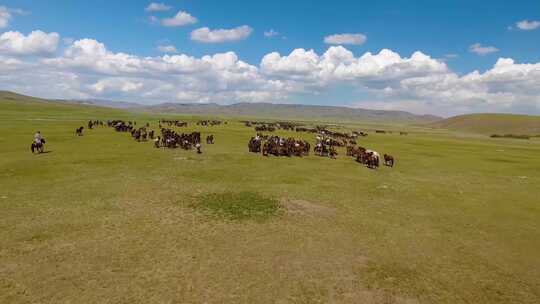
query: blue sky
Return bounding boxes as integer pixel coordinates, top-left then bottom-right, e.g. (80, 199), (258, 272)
(1, 0), (539, 116)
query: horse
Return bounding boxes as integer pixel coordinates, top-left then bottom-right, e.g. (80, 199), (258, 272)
(384, 154), (395, 167)
(31, 138), (45, 153)
(248, 137), (262, 153)
(206, 135), (214, 144)
(75, 126), (84, 136)
(365, 150), (380, 169)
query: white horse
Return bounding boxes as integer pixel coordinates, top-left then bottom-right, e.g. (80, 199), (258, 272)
(366, 149), (380, 159)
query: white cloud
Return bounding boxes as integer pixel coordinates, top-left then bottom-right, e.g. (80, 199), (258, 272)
(91, 78), (143, 93)
(0, 30), (59, 55)
(145, 3), (172, 12)
(2, 36), (540, 116)
(261, 46), (447, 85)
(469, 43), (499, 56)
(0, 6), (11, 28)
(324, 33), (367, 45)
(358, 58), (540, 115)
(157, 44), (178, 53)
(161, 10), (197, 27)
(191, 25), (253, 43)
(37, 38), (284, 103)
(264, 29), (279, 38)
(516, 20), (540, 31)
(0, 6), (28, 28)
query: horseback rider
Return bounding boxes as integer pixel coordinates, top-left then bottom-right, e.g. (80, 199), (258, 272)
(34, 131), (43, 145)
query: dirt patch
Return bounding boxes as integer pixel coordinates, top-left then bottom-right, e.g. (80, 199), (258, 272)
(281, 198), (336, 217)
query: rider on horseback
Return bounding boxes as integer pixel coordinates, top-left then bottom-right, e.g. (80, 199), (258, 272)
(31, 131), (46, 153)
(34, 131), (42, 145)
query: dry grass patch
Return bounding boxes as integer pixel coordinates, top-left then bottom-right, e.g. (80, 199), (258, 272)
(281, 198), (336, 218)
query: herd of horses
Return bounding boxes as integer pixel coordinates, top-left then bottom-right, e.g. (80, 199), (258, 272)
(155, 128), (204, 153)
(248, 135), (311, 157)
(245, 122), (395, 169)
(35, 118), (396, 169)
(245, 121), (301, 133)
(108, 120), (212, 153)
(197, 120), (224, 126)
(247, 134), (394, 168)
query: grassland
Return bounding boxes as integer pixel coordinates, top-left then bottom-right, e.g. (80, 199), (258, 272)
(1, 94), (540, 303)
(430, 113), (540, 135)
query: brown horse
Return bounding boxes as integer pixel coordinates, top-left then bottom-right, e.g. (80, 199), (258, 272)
(384, 154), (395, 167)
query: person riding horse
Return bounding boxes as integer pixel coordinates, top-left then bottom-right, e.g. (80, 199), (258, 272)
(34, 131), (42, 144)
(31, 131), (45, 153)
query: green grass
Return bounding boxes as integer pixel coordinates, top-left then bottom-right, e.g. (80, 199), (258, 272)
(193, 192), (281, 221)
(430, 113), (540, 135)
(1, 94), (540, 303)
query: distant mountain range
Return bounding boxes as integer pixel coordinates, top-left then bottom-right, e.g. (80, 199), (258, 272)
(68, 98), (441, 124)
(64, 98), (146, 109)
(4, 91), (540, 134)
(1, 91), (440, 124)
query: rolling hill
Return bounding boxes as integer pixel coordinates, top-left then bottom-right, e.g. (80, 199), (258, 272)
(430, 113), (540, 135)
(0, 91), (441, 124)
(144, 102), (442, 124)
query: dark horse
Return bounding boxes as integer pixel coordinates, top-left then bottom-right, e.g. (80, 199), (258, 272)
(31, 139), (46, 153)
(75, 126), (84, 136)
(383, 154), (395, 167)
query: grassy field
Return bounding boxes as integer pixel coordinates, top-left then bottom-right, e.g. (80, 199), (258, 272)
(430, 113), (540, 135)
(1, 95), (540, 303)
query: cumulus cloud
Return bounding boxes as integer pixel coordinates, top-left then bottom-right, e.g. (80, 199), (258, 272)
(145, 3), (171, 12)
(91, 78), (143, 93)
(261, 46), (447, 86)
(324, 33), (367, 45)
(157, 44), (178, 53)
(469, 43), (499, 56)
(0, 30), (59, 55)
(35, 38), (285, 103)
(264, 29), (279, 38)
(516, 20), (540, 31)
(357, 57), (540, 115)
(191, 25), (253, 43)
(161, 10), (197, 27)
(258, 46), (540, 115)
(2, 36), (540, 116)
